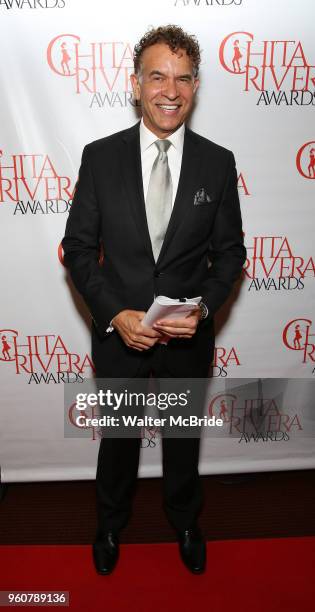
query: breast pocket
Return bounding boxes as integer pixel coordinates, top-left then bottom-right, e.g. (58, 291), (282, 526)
(181, 200), (218, 244)
(192, 199), (218, 222)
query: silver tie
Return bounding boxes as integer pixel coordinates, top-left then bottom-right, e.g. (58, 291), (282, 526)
(145, 139), (173, 262)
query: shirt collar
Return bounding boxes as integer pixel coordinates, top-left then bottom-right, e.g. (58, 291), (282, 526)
(140, 118), (185, 155)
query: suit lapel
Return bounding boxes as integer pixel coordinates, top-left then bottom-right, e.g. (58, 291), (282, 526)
(156, 127), (202, 265)
(119, 122), (155, 261)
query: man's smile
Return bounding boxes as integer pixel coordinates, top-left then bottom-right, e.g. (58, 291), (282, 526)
(156, 103), (182, 115)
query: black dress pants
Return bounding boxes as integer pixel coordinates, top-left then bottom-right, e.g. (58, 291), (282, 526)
(95, 344), (205, 534)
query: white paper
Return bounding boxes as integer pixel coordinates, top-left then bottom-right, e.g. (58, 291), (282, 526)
(142, 296), (202, 327)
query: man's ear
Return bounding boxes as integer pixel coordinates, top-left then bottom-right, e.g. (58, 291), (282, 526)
(193, 78), (200, 94)
(130, 73), (141, 100)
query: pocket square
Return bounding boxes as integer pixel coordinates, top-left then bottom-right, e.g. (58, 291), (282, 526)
(194, 188), (212, 205)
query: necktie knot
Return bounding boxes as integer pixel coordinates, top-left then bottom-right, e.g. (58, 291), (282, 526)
(155, 139), (171, 159)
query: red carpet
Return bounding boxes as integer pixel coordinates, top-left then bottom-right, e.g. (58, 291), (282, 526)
(0, 538), (314, 611)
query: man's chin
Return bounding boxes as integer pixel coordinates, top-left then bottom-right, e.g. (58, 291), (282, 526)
(154, 120), (184, 137)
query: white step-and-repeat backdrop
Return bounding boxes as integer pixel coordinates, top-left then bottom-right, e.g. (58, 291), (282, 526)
(0, 0), (314, 481)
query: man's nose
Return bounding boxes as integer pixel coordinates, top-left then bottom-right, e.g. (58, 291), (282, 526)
(162, 78), (179, 99)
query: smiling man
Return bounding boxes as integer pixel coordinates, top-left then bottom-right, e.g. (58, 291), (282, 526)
(131, 40), (199, 139)
(62, 25), (246, 576)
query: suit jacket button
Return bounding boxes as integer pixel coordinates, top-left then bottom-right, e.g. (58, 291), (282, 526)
(154, 271), (164, 277)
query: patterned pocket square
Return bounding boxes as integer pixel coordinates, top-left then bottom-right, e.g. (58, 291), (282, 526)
(193, 188), (212, 205)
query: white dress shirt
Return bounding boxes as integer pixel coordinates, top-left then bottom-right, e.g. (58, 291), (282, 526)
(140, 118), (185, 208)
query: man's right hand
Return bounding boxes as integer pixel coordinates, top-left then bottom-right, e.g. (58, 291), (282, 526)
(111, 310), (163, 351)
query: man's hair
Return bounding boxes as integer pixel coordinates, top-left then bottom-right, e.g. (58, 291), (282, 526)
(133, 25), (201, 77)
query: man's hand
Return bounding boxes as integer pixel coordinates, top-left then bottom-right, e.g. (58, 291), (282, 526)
(152, 308), (202, 339)
(112, 309), (163, 351)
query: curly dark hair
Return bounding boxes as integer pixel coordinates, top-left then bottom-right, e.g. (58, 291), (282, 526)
(133, 25), (201, 77)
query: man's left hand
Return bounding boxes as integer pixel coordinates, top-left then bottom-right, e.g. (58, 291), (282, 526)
(152, 307), (202, 339)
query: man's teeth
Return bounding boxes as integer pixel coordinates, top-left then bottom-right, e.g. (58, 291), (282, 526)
(159, 105), (179, 110)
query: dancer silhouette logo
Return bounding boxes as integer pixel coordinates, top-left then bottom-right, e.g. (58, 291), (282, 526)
(296, 141), (315, 179)
(282, 318), (315, 366)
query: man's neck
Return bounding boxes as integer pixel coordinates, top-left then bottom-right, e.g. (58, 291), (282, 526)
(141, 118), (185, 140)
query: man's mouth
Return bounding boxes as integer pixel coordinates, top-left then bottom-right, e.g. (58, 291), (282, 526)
(156, 104), (181, 114)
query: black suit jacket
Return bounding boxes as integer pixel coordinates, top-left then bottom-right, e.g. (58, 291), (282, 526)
(62, 122), (246, 377)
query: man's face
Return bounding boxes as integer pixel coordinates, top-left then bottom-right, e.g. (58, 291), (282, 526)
(130, 43), (199, 138)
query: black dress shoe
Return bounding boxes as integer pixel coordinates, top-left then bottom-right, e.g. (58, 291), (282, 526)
(93, 531), (119, 575)
(178, 527), (206, 574)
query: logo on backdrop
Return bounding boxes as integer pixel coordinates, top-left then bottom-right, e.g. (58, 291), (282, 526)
(208, 390), (303, 441)
(282, 318), (315, 372)
(0, 150), (74, 215)
(47, 34), (136, 108)
(0, 329), (94, 383)
(0, 0), (65, 8)
(244, 235), (315, 291)
(174, 0), (242, 6)
(219, 32), (315, 106)
(211, 346), (242, 377)
(296, 141), (315, 179)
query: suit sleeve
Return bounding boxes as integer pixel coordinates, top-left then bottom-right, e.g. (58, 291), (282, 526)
(61, 145), (124, 336)
(200, 151), (246, 319)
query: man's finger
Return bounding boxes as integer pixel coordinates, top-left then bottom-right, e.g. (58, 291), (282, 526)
(126, 339), (151, 350)
(132, 334), (157, 346)
(154, 321), (196, 331)
(153, 327), (195, 337)
(138, 324), (162, 338)
(154, 316), (198, 328)
(127, 333), (160, 347)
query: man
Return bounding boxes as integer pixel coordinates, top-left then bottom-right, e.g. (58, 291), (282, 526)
(62, 25), (246, 575)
